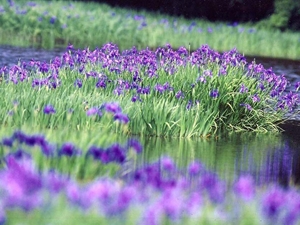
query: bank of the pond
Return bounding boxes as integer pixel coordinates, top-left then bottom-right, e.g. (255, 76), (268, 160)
(0, 0), (299, 60)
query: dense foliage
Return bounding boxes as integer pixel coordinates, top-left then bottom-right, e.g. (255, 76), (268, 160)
(1, 43), (299, 137)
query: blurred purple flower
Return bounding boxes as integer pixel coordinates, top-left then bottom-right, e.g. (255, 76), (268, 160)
(175, 91), (184, 99)
(107, 143), (126, 163)
(12, 130), (27, 143)
(252, 94), (260, 103)
(58, 142), (81, 157)
(161, 157), (175, 172)
(239, 84), (248, 93)
(3, 156), (42, 197)
(240, 103), (252, 111)
(2, 137), (13, 147)
(86, 107), (101, 117)
(210, 89), (219, 98)
(45, 171), (68, 193)
(74, 78), (82, 88)
(126, 138), (143, 153)
(233, 176), (255, 200)
(49, 16), (56, 24)
(40, 142), (55, 157)
(131, 95), (141, 102)
(86, 146), (105, 161)
(103, 102), (122, 114)
(188, 161), (202, 175)
(114, 113), (129, 124)
(43, 105), (56, 114)
(6, 149), (31, 161)
(262, 187), (286, 219)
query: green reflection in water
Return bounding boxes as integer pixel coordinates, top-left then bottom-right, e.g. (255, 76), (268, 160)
(136, 132), (284, 184)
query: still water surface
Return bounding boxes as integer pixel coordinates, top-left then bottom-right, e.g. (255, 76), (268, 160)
(1, 45), (300, 187)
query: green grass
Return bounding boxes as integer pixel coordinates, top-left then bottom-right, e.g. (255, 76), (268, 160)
(0, 0), (299, 59)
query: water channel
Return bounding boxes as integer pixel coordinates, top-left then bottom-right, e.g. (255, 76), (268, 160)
(1, 45), (300, 187)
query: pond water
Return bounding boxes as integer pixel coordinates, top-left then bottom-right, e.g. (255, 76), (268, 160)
(1, 45), (300, 187)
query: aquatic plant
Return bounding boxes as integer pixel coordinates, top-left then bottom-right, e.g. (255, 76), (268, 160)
(0, 43), (299, 137)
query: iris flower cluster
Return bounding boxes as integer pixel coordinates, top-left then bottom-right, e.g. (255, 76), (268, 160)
(1, 130), (141, 164)
(0, 43), (299, 135)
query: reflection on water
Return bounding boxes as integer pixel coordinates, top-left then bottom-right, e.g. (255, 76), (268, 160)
(136, 132), (300, 187)
(0, 45), (65, 67)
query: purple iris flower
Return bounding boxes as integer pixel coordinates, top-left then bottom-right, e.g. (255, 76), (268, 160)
(86, 146), (105, 161)
(175, 91), (184, 99)
(86, 107), (101, 117)
(5, 149), (31, 161)
(58, 142), (81, 157)
(262, 187), (286, 218)
(188, 161), (202, 175)
(74, 78), (82, 88)
(103, 102), (122, 114)
(49, 16), (56, 24)
(12, 130), (27, 143)
(131, 95), (141, 102)
(114, 113), (129, 124)
(43, 105), (56, 114)
(252, 94), (260, 103)
(233, 176), (255, 200)
(240, 103), (252, 111)
(210, 89), (219, 98)
(161, 157), (175, 172)
(2, 137), (13, 147)
(107, 143), (126, 163)
(126, 138), (143, 153)
(40, 142), (55, 157)
(239, 84), (248, 93)
(154, 84), (165, 94)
